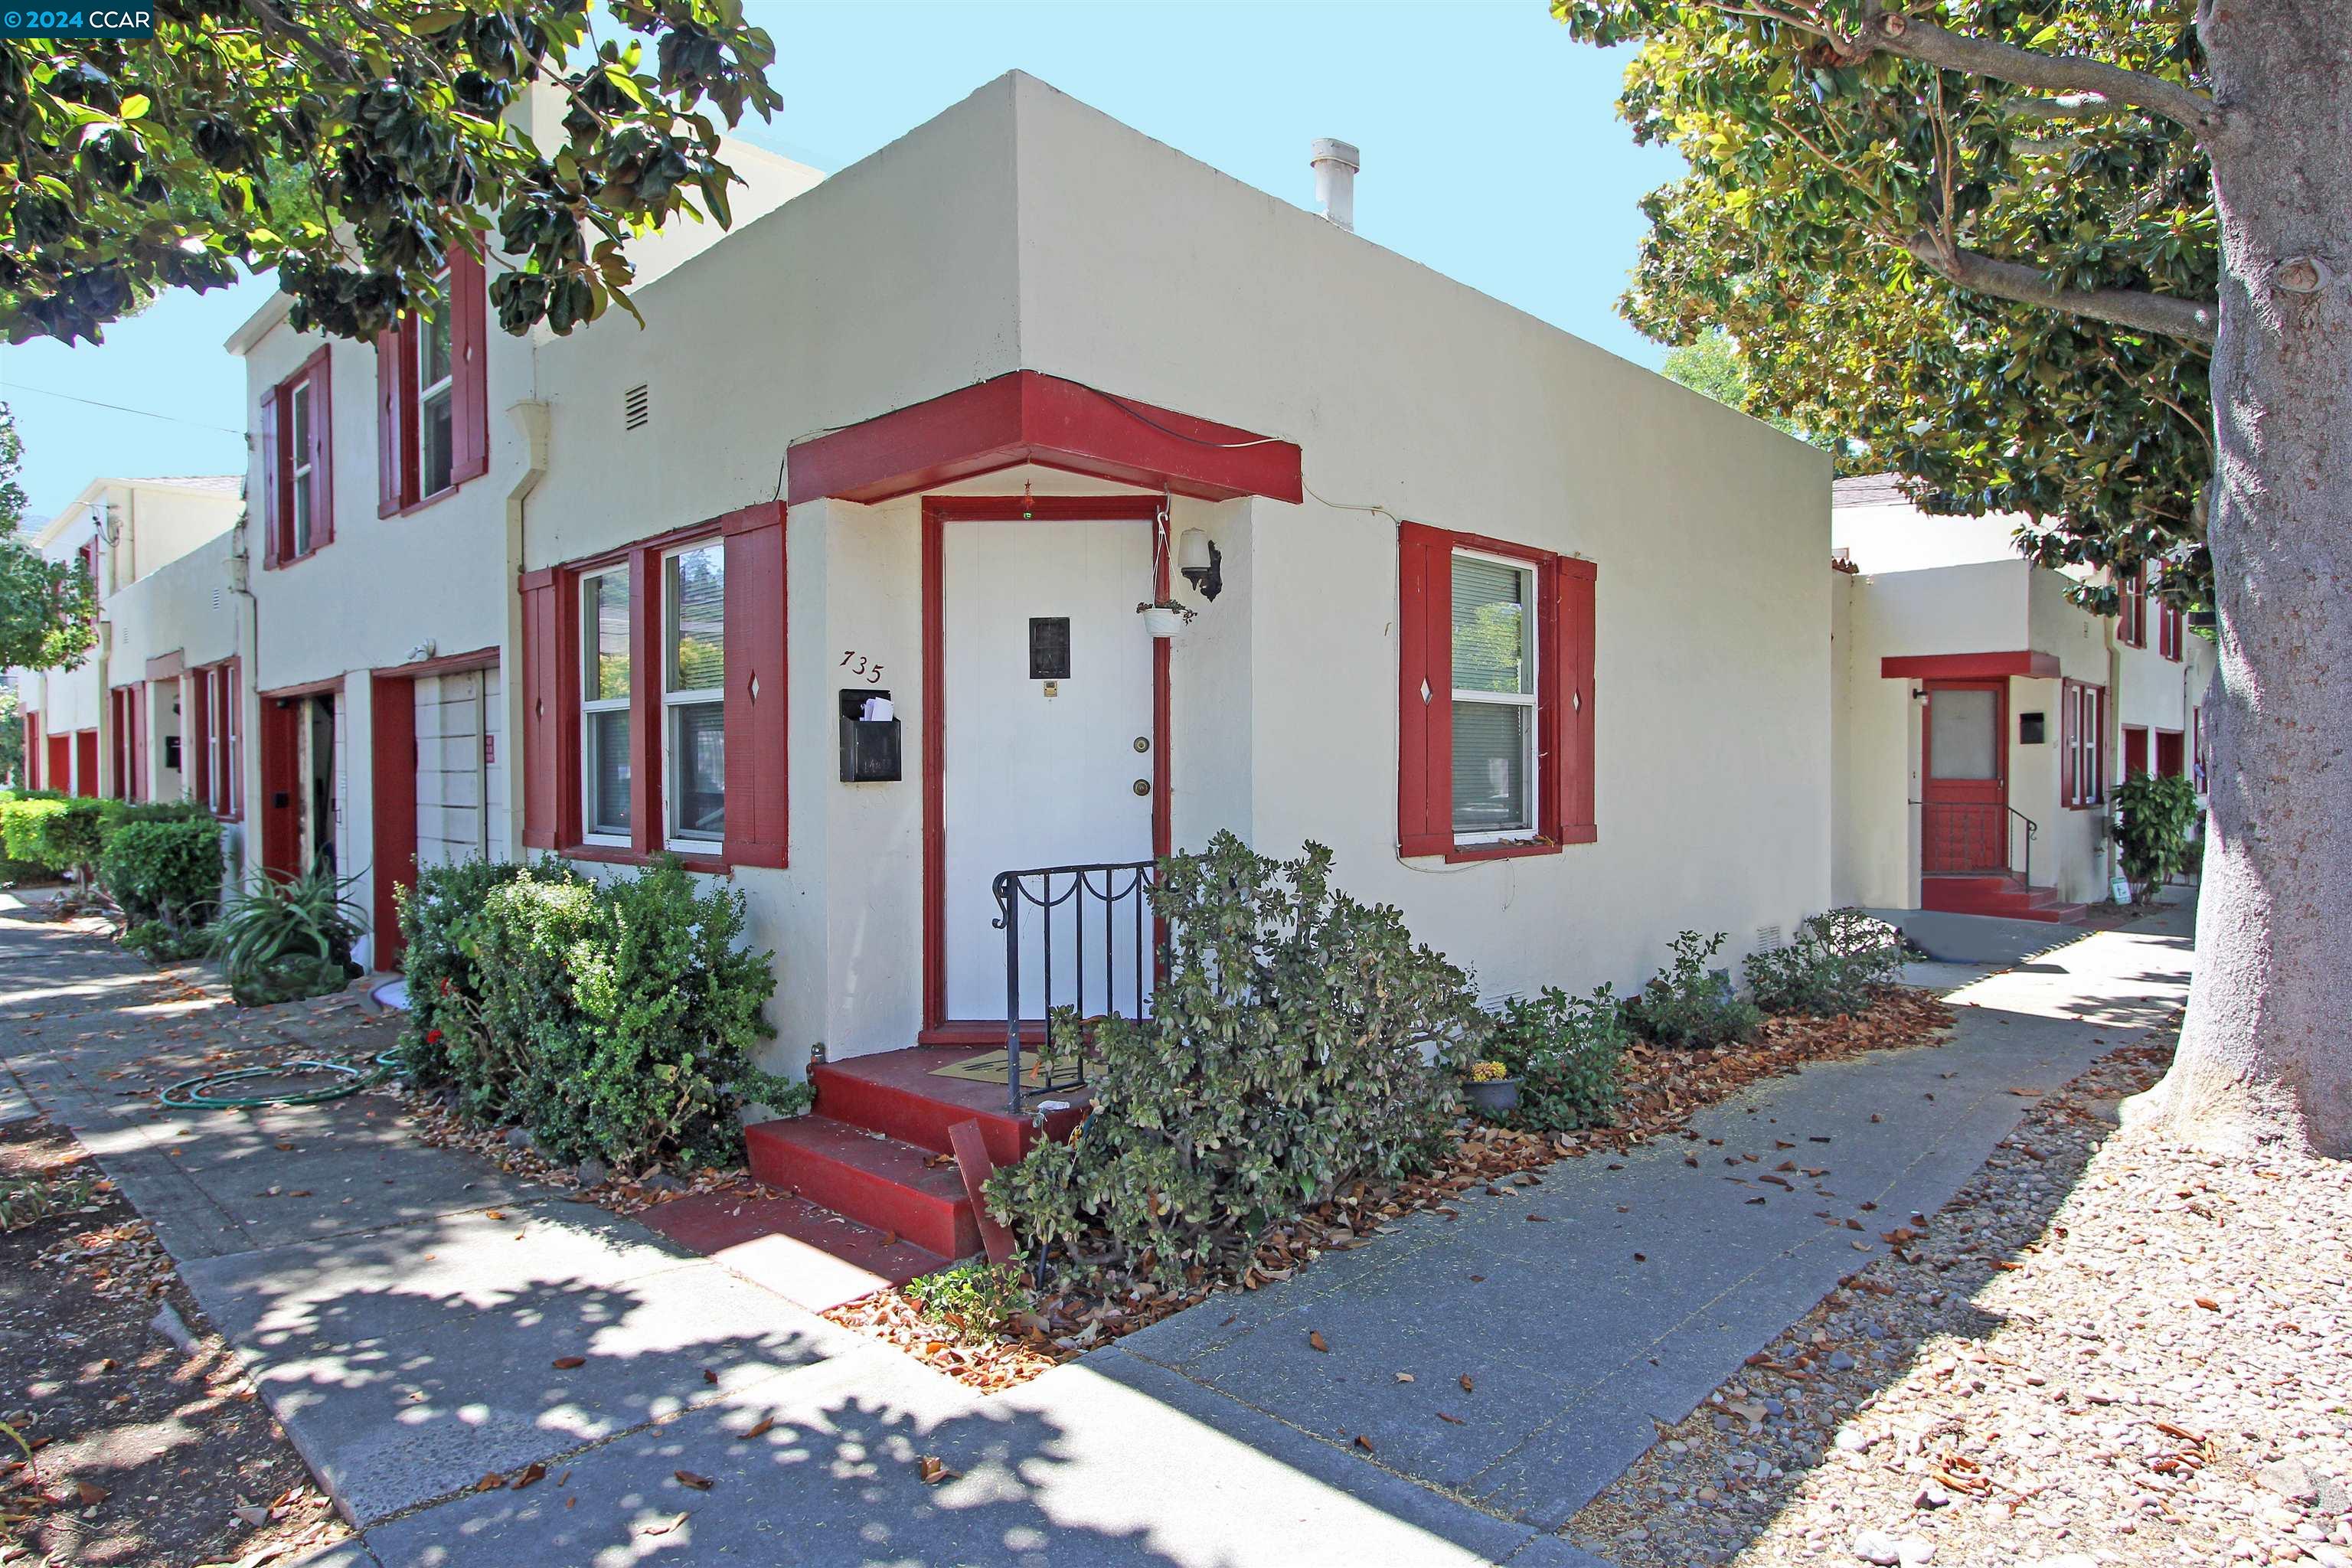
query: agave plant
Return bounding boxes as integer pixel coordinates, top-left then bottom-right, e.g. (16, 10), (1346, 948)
(214, 862), (368, 1006)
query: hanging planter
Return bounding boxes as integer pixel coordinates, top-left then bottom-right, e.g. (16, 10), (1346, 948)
(1137, 600), (1194, 639)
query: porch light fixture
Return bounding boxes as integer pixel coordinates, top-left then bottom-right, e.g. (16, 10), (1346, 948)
(1178, 528), (1223, 602)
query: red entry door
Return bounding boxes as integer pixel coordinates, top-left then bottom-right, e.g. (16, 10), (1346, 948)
(1922, 680), (2007, 874)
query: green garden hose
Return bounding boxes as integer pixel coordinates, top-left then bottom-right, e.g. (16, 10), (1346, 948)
(158, 1050), (403, 1110)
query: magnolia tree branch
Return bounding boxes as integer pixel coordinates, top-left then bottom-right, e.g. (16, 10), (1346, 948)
(1859, 10), (2220, 135)
(1903, 234), (2218, 343)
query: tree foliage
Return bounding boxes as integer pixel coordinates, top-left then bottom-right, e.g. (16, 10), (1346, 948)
(1, 0), (782, 345)
(1557, 0), (2217, 607)
(0, 403), (96, 670)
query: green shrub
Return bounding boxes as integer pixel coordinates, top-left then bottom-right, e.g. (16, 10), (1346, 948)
(1, 795), (106, 879)
(100, 815), (224, 926)
(985, 834), (1484, 1291)
(120, 919), (217, 963)
(1623, 930), (1762, 1049)
(1486, 983), (1629, 1131)
(903, 1259), (1031, 1338)
(214, 866), (365, 1006)
(1742, 908), (1905, 1016)
(399, 856), (784, 1173)
(2113, 773), (2200, 901)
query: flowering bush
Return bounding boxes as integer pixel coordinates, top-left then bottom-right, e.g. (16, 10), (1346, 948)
(1468, 1060), (1511, 1083)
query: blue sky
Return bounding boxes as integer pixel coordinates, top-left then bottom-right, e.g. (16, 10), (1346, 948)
(0, 1), (1678, 523)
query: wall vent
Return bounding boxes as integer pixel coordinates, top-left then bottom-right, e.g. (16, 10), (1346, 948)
(1755, 923), (1784, 952)
(623, 384), (651, 431)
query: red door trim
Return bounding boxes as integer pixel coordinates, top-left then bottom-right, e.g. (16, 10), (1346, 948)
(369, 671), (420, 968)
(1882, 650), (2060, 680)
(790, 371), (1303, 508)
(1921, 678), (2009, 874)
(919, 494), (1170, 1040)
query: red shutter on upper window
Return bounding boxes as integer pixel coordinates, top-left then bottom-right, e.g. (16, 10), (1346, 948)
(518, 567), (562, 851)
(1396, 522), (1453, 858)
(260, 384), (284, 567)
(449, 248), (490, 485)
(375, 327), (405, 517)
(1554, 558), (1598, 844)
(721, 502), (789, 868)
(305, 354), (334, 549)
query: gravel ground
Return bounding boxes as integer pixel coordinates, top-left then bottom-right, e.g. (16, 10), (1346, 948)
(1568, 1034), (2352, 1568)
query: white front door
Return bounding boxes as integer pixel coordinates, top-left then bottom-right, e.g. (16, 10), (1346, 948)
(942, 518), (1157, 1021)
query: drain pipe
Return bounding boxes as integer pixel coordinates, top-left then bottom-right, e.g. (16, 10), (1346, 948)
(501, 399), (551, 844)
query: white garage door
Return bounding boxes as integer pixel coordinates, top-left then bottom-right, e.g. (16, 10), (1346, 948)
(414, 668), (508, 868)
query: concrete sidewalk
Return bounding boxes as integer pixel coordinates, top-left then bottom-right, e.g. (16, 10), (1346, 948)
(0, 896), (2194, 1566)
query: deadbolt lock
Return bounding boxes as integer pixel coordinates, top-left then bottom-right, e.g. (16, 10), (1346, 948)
(1132, 779), (1152, 797)
(1132, 736), (1150, 753)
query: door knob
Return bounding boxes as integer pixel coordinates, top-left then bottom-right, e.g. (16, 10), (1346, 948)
(1132, 779), (1152, 797)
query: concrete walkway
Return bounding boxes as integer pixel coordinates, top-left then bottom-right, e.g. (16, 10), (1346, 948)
(0, 895), (2194, 1566)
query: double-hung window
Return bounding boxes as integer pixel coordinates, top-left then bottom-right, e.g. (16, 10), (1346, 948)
(417, 276), (458, 501)
(519, 502), (789, 871)
(263, 348), (332, 567)
(1449, 551), (1539, 840)
(1396, 522), (1596, 861)
(662, 544), (727, 848)
(2061, 678), (2106, 808)
(2118, 567), (2147, 648)
(580, 568), (632, 843)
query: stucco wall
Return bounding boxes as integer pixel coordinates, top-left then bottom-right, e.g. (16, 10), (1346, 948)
(1831, 505), (2021, 575)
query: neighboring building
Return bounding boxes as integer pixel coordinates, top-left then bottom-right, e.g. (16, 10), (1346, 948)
(223, 90), (822, 945)
(1831, 475), (2216, 919)
(8, 477), (247, 845)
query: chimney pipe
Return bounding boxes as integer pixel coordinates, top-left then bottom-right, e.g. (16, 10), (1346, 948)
(1310, 138), (1361, 232)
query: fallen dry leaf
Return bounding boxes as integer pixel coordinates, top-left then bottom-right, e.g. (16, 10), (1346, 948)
(1308, 1330), (1330, 1353)
(551, 1356), (586, 1370)
(674, 1469), (714, 1491)
(1459, 1374), (1475, 1393)
(510, 1462), (547, 1490)
(1354, 1434), (1375, 1452)
(739, 1416), (775, 1440)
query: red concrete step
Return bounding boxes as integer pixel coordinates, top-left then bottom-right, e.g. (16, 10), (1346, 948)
(1922, 877), (2086, 923)
(743, 1115), (981, 1259)
(811, 1050), (1084, 1168)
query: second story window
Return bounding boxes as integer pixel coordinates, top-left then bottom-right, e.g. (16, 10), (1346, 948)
(376, 250), (488, 515)
(418, 276), (457, 499)
(263, 347), (333, 568)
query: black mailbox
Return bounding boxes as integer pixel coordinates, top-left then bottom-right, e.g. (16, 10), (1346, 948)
(2020, 711), (2047, 745)
(840, 688), (901, 782)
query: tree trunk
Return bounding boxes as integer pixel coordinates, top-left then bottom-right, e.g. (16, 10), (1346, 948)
(2125, 0), (2352, 1156)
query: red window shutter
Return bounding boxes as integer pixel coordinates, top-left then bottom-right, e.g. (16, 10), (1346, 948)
(1555, 558), (1598, 844)
(2061, 684), (2076, 805)
(260, 384), (283, 567)
(226, 658), (243, 816)
(307, 356), (334, 549)
(190, 668), (211, 809)
(375, 327), (405, 517)
(449, 250), (490, 486)
(518, 567), (562, 851)
(22, 714), (36, 789)
(1396, 522), (1452, 857)
(129, 682), (147, 801)
(721, 503), (789, 867)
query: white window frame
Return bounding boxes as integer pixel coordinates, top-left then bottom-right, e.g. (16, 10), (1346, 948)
(660, 541), (725, 851)
(287, 382), (315, 557)
(580, 566), (633, 847)
(1449, 546), (1540, 844)
(417, 268), (456, 500)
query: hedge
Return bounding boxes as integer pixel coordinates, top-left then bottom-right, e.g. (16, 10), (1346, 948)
(99, 815), (224, 926)
(397, 856), (787, 1174)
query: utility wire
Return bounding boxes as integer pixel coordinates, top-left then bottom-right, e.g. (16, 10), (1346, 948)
(0, 382), (244, 437)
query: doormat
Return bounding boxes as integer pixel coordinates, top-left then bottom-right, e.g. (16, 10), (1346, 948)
(928, 1050), (1102, 1089)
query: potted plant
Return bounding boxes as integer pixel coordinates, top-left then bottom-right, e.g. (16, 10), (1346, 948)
(1464, 1059), (1521, 1116)
(1136, 599), (1194, 639)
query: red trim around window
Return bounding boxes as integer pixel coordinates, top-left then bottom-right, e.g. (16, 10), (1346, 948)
(2157, 599), (2184, 662)
(918, 495), (1171, 1041)
(1397, 523), (1596, 862)
(373, 250), (489, 516)
(263, 345), (333, 569)
(519, 501), (787, 874)
(2119, 567), (2148, 648)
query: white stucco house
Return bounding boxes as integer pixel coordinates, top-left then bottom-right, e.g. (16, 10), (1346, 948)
(8, 476), (246, 842)
(1831, 474), (2215, 920)
(156, 72), (1830, 1263)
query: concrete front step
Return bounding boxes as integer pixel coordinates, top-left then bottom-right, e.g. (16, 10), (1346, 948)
(744, 1114), (981, 1259)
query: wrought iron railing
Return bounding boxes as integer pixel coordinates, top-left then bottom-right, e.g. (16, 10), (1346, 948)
(1913, 800), (2038, 886)
(990, 859), (1159, 1113)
